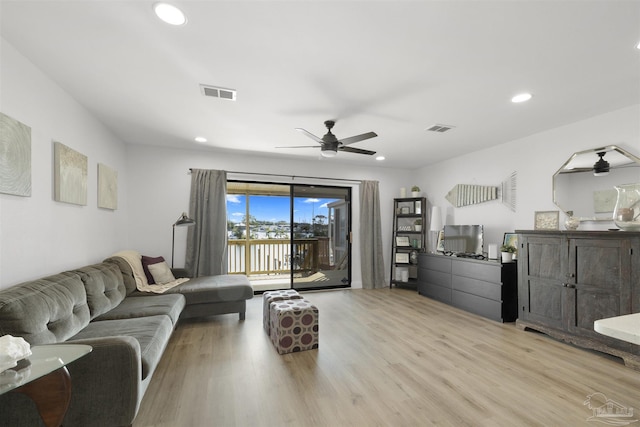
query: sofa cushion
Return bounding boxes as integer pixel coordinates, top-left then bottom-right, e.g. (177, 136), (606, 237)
(104, 256), (137, 294)
(73, 263), (127, 320)
(70, 315), (173, 380)
(0, 272), (90, 345)
(93, 294), (186, 325)
(148, 261), (176, 284)
(160, 274), (253, 305)
(141, 255), (164, 284)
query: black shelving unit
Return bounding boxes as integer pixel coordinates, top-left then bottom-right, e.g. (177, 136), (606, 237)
(390, 197), (427, 289)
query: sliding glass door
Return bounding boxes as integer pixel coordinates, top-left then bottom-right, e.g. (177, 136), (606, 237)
(227, 181), (351, 292)
(291, 185), (351, 290)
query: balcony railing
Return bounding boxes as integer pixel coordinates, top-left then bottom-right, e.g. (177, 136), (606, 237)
(228, 237), (330, 275)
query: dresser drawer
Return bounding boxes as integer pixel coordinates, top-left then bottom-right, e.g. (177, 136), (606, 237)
(452, 259), (501, 282)
(419, 254), (451, 273)
(452, 290), (503, 322)
(453, 275), (502, 301)
(418, 283), (452, 304)
(420, 268), (452, 289)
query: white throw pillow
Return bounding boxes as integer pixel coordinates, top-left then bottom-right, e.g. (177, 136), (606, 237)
(148, 261), (176, 285)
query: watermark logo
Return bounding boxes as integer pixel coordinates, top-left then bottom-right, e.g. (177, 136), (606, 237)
(584, 392), (638, 426)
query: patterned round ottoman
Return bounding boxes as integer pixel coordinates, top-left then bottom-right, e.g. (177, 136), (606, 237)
(269, 299), (319, 355)
(262, 289), (304, 335)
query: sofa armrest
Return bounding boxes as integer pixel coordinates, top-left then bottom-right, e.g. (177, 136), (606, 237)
(0, 337), (143, 427)
(171, 268), (191, 278)
(63, 336), (142, 427)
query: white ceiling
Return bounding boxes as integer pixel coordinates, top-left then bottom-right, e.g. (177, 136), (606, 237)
(1, 0), (639, 169)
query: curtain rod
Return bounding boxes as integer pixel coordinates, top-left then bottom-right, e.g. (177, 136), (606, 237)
(188, 169), (362, 184)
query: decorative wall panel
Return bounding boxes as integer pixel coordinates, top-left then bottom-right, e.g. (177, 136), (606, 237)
(0, 112), (31, 197)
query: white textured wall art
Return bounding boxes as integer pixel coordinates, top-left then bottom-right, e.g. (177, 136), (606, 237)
(54, 141), (87, 205)
(98, 163), (117, 210)
(0, 112), (32, 197)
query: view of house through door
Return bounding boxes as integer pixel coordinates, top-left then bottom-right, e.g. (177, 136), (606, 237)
(227, 181), (351, 292)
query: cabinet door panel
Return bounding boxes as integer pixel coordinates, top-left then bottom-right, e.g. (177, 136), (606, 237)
(526, 237), (564, 281)
(567, 238), (631, 336)
(519, 235), (565, 327)
(527, 279), (563, 328)
(574, 290), (620, 330)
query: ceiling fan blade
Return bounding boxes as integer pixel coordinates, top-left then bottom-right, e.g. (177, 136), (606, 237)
(295, 128), (323, 144)
(338, 131), (377, 146)
(339, 146), (376, 156)
(275, 145), (320, 149)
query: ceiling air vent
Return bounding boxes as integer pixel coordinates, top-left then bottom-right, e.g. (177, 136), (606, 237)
(426, 124), (455, 133)
(200, 84), (237, 101)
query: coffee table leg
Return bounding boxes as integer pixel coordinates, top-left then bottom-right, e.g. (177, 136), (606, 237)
(14, 366), (72, 427)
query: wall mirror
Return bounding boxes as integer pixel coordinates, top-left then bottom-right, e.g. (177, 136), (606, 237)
(553, 145), (640, 221)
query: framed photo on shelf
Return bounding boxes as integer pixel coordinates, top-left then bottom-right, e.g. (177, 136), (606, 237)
(503, 233), (518, 249)
(396, 236), (410, 247)
(395, 252), (410, 264)
(534, 210), (559, 230)
(400, 206), (411, 214)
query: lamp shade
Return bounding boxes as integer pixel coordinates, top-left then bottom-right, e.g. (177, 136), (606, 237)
(430, 206), (443, 231)
(173, 212), (195, 227)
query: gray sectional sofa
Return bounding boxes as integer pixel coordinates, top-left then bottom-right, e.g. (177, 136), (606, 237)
(0, 255), (253, 427)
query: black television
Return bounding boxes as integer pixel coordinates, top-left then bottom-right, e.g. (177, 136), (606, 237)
(443, 225), (484, 256)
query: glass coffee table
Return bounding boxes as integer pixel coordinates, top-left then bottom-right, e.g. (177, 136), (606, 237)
(0, 343), (92, 427)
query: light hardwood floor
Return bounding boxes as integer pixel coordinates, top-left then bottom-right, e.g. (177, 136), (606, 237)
(133, 288), (640, 426)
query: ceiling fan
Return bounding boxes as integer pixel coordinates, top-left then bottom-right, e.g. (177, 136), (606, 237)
(281, 120), (377, 157)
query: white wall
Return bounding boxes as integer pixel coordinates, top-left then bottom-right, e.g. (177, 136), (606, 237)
(124, 145), (412, 288)
(414, 104), (640, 252)
(0, 38), (129, 289)
(2, 33), (638, 290)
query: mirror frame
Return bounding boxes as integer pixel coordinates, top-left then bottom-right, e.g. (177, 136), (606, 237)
(553, 145), (640, 221)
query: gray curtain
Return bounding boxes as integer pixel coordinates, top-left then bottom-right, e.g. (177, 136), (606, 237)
(359, 180), (386, 289)
(185, 169), (228, 277)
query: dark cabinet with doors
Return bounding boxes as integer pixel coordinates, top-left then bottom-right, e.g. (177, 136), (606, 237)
(516, 230), (640, 368)
(390, 197), (427, 289)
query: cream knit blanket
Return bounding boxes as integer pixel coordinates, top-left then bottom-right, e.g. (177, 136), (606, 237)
(112, 250), (189, 294)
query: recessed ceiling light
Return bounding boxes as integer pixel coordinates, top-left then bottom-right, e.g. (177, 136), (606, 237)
(153, 3), (187, 26)
(512, 93), (533, 103)
(194, 136), (207, 143)
(375, 155), (385, 161)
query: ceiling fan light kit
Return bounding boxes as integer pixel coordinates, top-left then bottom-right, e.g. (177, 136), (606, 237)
(321, 148), (337, 158)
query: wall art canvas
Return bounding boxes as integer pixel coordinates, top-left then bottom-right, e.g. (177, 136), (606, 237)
(593, 189), (617, 213)
(0, 112), (32, 197)
(54, 141), (87, 205)
(97, 163), (117, 210)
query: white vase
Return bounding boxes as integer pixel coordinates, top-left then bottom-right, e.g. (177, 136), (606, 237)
(414, 225), (422, 232)
(501, 252), (513, 263)
(400, 187), (407, 198)
(411, 191), (420, 197)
